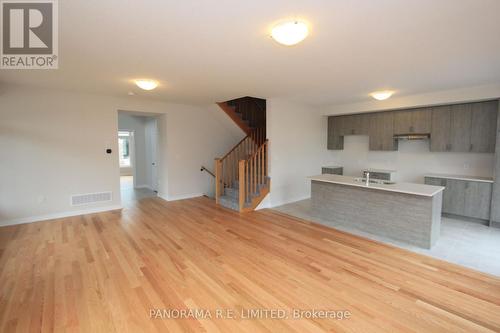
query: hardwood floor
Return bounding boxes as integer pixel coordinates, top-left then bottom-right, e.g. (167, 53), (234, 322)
(1, 197), (500, 332)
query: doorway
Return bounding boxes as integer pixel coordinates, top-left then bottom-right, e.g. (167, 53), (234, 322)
(117, 112), (160, 203)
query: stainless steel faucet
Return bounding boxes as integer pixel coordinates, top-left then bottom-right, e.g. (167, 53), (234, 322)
(365, 172), (370, 185)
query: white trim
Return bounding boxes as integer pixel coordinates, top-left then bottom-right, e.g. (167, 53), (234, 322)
(0, 205), (123, 227)
(158, 193), (203, 202)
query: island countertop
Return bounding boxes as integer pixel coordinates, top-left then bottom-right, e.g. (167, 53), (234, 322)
(424, 173), (494, 183)
(309, 174), (445, 197)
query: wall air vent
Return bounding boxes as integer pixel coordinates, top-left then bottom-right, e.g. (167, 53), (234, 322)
(71, 192), (112, 206)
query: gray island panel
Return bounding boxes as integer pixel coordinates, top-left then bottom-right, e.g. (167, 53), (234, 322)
(311, 180), (442, 249)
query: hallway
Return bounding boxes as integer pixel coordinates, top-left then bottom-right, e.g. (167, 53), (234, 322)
(120, 175), (156, 204)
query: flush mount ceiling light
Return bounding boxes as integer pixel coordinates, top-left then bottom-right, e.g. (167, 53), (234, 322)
(135, 79), (158, 91)
(370, 90), (394, 101)
(271, 21), (309, 46)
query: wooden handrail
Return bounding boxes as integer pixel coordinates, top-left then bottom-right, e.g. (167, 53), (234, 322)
(200, 166), (215, 178)
(221, 133), (251, 160)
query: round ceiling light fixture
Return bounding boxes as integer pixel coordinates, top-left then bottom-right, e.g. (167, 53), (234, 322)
(370, 90), (394, 101)
(135, 79), (159, 91)
(271, 20), (309, 46)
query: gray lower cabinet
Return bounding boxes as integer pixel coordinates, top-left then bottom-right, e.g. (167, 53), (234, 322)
(362, 170), (394, 181)
(322, 166), (343, 175)
(442, 179), (467, 216)
(369, 112), (397, 151)
(425, 177), (492, 220)
(464, 182), (492, 220)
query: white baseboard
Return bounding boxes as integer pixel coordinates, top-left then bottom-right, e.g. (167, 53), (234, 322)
(0, 204), (123, 227)
(158, 193), (204, 202)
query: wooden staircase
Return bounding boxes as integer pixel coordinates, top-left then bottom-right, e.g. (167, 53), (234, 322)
(215, 97), (269, 212)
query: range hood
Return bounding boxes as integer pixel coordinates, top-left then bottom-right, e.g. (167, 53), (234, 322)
(393, 133), (430, 140)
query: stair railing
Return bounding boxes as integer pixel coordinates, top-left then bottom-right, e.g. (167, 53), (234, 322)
(238, 140), (268, 210)
(215, 127), (266, 204)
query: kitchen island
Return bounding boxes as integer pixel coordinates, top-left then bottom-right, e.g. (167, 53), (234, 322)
(309, 174), (445, 249)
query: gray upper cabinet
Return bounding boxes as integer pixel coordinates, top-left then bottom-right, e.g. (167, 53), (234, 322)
(394, 108), (431, 134)
(369, 112), (397, 151)
(470, 101), (498, 153)
(412, 108), (432, 134)
(338, 114), (369, 136)
(430, 101), (497, 153)
(450, 103), (472, 152)
(393, 110), (413, 134)
(327, 116), (344, 150)
(327, 114), (370, 150)
(430, 105), (452, 152)
(328, 100), (498, 153)
(430, 103), (473, 153)
(353, 114), (370, 135)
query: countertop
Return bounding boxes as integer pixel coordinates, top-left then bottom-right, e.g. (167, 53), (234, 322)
(424, 173), (494, 183)
(309, 174), (445, 197)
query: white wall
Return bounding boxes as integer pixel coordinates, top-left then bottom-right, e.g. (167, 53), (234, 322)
(326, 136), (494, 183)
(0, 86), (243, 225)
(261, 98), (326, 208)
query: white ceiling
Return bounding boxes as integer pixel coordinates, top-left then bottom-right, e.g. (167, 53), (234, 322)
(2, 0), (500, 106)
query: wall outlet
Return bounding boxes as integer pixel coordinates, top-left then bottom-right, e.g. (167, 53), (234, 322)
(463, 163), (470, 171)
